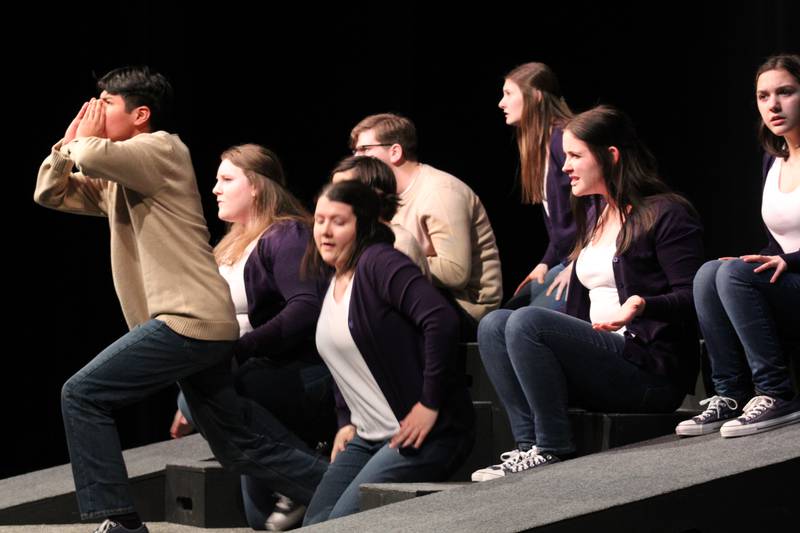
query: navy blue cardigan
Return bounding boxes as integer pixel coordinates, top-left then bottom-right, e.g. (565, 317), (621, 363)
(329, 243), (474, 439)
(540, 128), (580, 268)
(565, 197), (704, 392)
(761, 154), (800, 272)
(237, 220), (326, 364)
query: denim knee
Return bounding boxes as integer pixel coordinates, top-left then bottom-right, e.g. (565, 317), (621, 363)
(477, 309), (512, 347)
(693, 260), (723, 297)
(504, 306), (553, 344)
(718, 257), (757, 279)
(61, 372), (85, 408)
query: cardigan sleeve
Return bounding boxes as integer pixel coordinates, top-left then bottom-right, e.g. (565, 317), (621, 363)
(367, 246), (459, 410)
(237, 223), (322, 360)
(540, 128), (577, 268)
(640, 201), (704, 321)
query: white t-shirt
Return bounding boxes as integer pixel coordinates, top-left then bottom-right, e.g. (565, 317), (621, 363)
(217, 240), (258, 337)
(762, 157), (800, 254)
(576, 230), (626, 336)
(315, 277), (399, 441)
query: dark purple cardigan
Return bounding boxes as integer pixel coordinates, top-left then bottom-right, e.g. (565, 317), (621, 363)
(565, 197), (704, 392)
(761, 154), (800, 272)
(236, 220), (326, 364)
(540, 128), (580, 268)
(329, 243), (474, 438)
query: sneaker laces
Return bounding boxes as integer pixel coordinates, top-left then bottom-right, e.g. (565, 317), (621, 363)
(739, 395), (775, 422)
(94, 520), (116, 533)
(508, 451), (551, 473)
(696, 395), (738, 421)
(498, 447), (538, 469)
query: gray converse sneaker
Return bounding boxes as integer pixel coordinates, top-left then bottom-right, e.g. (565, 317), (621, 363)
(265, 493), (306, 531)
(720, 395), (800, 438)
(92, 520), (148, 533)
(675, 396), (741, 436)
(471, 448), (538, 482)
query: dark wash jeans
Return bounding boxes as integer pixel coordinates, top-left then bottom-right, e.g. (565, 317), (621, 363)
(61, 319), (327, 520)
(503, 263), (567, 312)
(477, 307), (684, 455)
(303, 429), (473, 525)
(694, 259), (800, 401)
(178, 357), (336, 528)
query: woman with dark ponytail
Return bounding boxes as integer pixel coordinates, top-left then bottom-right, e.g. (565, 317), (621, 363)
(302, 180), (474, 524)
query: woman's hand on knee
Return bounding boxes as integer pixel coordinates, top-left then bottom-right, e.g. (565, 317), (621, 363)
(741, 254), (787, 283)
(515, 263), (549, 295)
(546, 262), (573, 301)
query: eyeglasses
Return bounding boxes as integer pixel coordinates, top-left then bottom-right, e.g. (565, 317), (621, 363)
(352, 143), (393, 155)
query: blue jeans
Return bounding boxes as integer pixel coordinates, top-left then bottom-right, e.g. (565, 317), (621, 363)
(303, 431), (472, 525)
(694, 259), (800, 401)
(503, 263), (566, 311)
(178, 358), (336, 529)
(477, 307), (684, 455)
(61, 319), (328, 520)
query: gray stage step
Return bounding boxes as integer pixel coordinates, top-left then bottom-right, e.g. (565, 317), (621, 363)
(302, 423), (800, 532)
(0, 435), (214, 525)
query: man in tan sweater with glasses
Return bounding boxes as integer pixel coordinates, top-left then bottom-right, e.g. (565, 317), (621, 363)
(350, 113), (502, 339)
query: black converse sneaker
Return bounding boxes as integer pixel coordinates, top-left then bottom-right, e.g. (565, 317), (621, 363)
(92, 520), (148, 533)
(471, 448), (537, 482)
(675, 396), (741, 436)
(505, 451), (561, 473)
(720, 395), (800, 438)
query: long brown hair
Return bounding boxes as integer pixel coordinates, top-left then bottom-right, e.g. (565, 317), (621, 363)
(755, 54), (800, 159)
(505, 62), (573, 203)
(566, 106), (696, 260)
(214, 144), (310, 265)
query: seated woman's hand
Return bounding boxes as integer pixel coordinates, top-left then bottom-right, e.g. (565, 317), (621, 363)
(389, 402), (439, 449)
(592, 295), (646, 332)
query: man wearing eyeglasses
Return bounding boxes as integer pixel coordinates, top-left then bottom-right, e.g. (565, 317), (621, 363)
(349, 113), (502, 339)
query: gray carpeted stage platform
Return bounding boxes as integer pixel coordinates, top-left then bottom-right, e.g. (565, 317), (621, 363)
(2, 424), (798, 531)
(0, 435), (214, 525)
(299, 423), (800, 532)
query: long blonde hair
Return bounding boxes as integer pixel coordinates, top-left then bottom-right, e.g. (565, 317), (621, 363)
(213, 144), (310, 265)
(506, 62), (573, 204)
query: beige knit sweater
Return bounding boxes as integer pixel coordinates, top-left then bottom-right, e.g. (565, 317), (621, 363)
(392, 164), (502, 321)
(34, 131), (238, 341)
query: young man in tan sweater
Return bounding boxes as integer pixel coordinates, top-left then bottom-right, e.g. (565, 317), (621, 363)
(350, 113), (502, 339)
(34, 66), (326, 533)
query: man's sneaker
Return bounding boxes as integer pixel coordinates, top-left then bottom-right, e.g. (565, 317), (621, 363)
(265, 493), (306, 531)
(720, 395), (800, 438)
(92, 520), (148, 533)
(675, 396), (741, 436)
(471, 448), (536, 482)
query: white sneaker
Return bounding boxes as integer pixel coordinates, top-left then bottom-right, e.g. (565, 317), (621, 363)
(265, 493), (306, 531)
(471, 447), (537, 482)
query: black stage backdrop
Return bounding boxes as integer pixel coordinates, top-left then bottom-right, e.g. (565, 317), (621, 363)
(4, 1), (798, 478)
